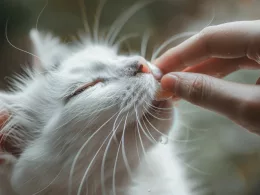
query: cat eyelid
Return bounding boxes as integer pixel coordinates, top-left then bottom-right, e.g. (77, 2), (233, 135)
(67, 79), (104, 100)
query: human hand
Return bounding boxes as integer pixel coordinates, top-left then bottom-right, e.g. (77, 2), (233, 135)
(155, 20), (260, 134)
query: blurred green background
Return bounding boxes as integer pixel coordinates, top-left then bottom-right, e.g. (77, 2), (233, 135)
(0, 0), (258, 89)
(0, 0), (205, 89)
(0, 0), (260, 194)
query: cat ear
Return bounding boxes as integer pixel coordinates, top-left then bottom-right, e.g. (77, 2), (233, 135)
(0, 93), (22, 158)
(0, 110), (10, 154)
(0, 101), (17, 193)
(0, 94), (14, 165)
(29, 29), (71, 71)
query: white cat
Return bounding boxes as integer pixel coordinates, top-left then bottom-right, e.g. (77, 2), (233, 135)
(0, 29), (192, 195)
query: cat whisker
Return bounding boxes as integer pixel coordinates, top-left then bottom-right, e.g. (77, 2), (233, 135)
(68, 111), (118, 195)
(106, 1), (155, 45)
(51, 104), (117, 159)
(18, 164), (42, 187)
(113, 135), (122, 195)
(169, 145), (210, 175)
(36, 0), (48, 31)
(141, 30), (151, 58)
(142, 110), (203, 143)
(56, 103), (117, 150)
(88, 103), (118, 119)
(180, 158), (209, 175)
(205, 4), (216, 28)
(134, 125), (141, 164)
(141, 116), (157, 143)
(78, 0), (91, 37)
(178, 121), (210, 132)
(183, 125), (191, 148)
(1, 125), (28, 148)
(101, 109), (125, 195)
(32, 167), (64, 195)
(77, 125), (116, 195)
(134, 104), (158, 177)
(143, 105), (172, 121)
(151, 31), (197, 61)
(134, 105), (156, 144)
(93, 0), (108, 42)
(113, 112), (129, 195)
(121, 112), (133, 180)
(135, 119), (156, 176)
(114, 33), (140, 49)
(145, 105), (172, 115)
(77, 110), (126, 195)
(1, 133), (24, 148)
(144, 100), (173, 111)
(144, 103), (173, 115)
(177, 133), (207, 145)
(5, 19), (41, 61)
(141, 109), (172, 139)
(123, 41), (133, 54)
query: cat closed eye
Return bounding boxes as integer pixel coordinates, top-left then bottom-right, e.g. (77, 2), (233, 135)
(67, 79), (103, 100)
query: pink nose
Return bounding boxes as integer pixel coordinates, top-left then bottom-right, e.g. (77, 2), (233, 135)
(137, 58), (151, 74)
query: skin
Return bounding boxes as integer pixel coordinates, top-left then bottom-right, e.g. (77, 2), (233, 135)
(155, 20), (260, 134)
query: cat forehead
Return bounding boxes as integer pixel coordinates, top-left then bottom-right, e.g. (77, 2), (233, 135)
(82, 45), (118, 59)
(58, 44), (132, 74)
(61, 45), (118, 69)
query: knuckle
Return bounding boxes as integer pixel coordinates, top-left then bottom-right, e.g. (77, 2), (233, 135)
(200, 25), (216, 39)
(187, 75), (211, 104)
(199, 26), (217, 57)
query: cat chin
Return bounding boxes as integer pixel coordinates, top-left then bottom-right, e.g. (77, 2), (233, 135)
(135, 99), (174, 142)
(144, 99), (174, 127)
(124, 98), (174, 132)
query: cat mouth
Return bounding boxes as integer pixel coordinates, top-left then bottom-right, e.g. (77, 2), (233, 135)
(152, 99), (167, 108)
(141, 98), (173, 128)
(150, 99), (172, 112)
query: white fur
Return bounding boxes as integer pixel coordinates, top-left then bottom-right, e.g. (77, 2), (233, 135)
(0, 30), (192, 195)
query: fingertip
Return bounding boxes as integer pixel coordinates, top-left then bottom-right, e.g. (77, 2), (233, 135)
(160, 74), (178, 91)
(153, 49), (183, 74)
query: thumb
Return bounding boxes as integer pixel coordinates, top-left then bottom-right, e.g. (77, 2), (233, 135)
(160, 72), (255, 121)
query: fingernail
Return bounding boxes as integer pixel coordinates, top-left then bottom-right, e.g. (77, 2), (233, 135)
(161, 74), (178, 91)
(148, 63), (163, 80)
(152, 68), (163, 80)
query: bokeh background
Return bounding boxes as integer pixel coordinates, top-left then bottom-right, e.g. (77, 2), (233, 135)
(1, 0), (260, 194)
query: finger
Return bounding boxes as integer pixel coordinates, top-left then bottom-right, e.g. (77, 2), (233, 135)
(155, 20), (260, 74)
(182, 57), (260, 78)
(160, 72), (260, 123)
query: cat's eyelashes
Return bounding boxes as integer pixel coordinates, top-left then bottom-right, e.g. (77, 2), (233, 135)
(66, 79), (104, 100)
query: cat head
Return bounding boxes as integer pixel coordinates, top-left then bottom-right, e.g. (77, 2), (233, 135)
(0, 29), (174, 194)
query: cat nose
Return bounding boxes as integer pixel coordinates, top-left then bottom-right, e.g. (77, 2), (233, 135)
(136, 57), (151, 74)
